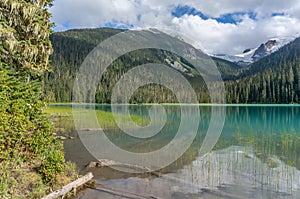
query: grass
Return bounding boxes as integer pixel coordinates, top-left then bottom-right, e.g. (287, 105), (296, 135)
(0, 160), (79, 199)
(44, 105), (149, 134)
(44, 106), (73, 115)
(213, 130), (300, 170)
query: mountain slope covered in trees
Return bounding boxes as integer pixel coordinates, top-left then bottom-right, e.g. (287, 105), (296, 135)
(45, 28), (239, 103)
(226, 37), (300, 103)
(44, 28), (300, 104)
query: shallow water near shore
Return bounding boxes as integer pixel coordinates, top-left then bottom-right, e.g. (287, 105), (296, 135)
(60, 104), (300, 198)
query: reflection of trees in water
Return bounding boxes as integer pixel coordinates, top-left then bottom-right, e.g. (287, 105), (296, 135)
(217, 106), (300, 170)
(224, 106), (300, 135)
(63, 105), (300, 194)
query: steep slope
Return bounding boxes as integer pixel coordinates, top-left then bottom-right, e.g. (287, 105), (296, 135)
(45, 28), (123, 102)
(44, 28), (239, 103)
(211, 57), (241, 80)
(45, 28), (300, 104)
(214, 37), (297, 66)
(226, 37), (300, 103)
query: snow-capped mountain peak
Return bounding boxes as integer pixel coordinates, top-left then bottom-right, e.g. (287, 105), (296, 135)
(213, 36), (298, 66)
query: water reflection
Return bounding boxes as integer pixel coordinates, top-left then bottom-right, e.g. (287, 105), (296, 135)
(60, 104), (300, 198)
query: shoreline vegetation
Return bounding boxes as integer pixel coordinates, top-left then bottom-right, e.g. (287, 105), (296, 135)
(44, 105), (150, 134)
(0, 1), (90, 198)
(49, 102), (300, 106)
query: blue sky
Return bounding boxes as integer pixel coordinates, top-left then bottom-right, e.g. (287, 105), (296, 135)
(50, 0), (300, 54)
(171, 5), (257, 24)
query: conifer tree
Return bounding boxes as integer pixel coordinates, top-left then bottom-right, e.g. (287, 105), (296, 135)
(0, 0), (68, 192)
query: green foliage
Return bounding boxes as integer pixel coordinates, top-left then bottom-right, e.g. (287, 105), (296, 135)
(38, 143), (65, 183)
(0, 166), (48, 199)
(44, 28), (124, 102)
(0, 0), (54, 73)
(0, 0), (78, 198)
(45, 105), (150, 133)
(0, 67), (62, 168)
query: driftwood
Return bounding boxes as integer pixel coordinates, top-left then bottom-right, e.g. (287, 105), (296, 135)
(42, 172), (93, 199)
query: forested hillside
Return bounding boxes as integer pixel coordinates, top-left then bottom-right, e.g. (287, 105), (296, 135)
(44, 28), (239, 103)
(226, 38), (300, 103)
(44, 28), (300, 104)
(45, 28), (122, 102)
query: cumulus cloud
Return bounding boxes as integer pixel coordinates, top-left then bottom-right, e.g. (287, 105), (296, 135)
(50, 0), (142, 30)
(49, 0), (300, 54)
(172, 14), (300, 54)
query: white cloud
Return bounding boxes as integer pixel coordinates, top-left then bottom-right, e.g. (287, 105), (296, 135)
(171, 14), (300, 54)
(49, 0), (300, 54)
(50, 0), (140, 29)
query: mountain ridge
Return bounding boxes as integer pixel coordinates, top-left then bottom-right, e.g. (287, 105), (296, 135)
(44, 27), (300, 104)
(214, 36), (298, 66)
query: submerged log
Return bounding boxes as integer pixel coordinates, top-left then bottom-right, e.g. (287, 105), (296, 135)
(91, 185), (160, 199)
(79, 128), (103, 131)
(42, 172), (93, 199)
(89, 159), (220, 190)
(87, 159), (162, 177)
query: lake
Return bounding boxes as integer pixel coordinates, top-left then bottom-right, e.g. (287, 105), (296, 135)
(58, 104), (300, 198)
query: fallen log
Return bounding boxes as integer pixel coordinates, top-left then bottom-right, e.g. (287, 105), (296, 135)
(42, 172), (93, 199)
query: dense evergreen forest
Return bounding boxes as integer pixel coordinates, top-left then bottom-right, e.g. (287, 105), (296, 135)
(44, 28), (300, 104)
(226, 38), (300, 103)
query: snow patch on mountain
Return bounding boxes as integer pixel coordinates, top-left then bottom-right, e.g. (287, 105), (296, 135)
(165, 58), (194, 77)
(213, 36), (298, 66)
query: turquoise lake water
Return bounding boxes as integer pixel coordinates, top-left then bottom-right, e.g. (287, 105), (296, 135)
(60, 104), (300, 198)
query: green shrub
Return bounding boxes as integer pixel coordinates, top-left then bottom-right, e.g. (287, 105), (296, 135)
(38, 143), (65, 183)
(0, 1), (78, 198)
